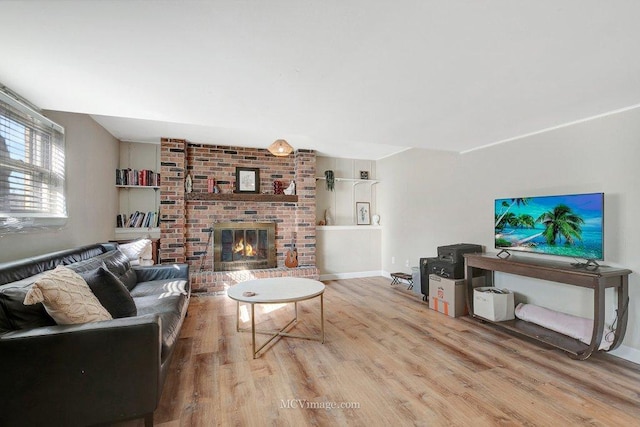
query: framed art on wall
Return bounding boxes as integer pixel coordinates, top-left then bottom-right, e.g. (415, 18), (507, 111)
(235, 167), (260, 193)
(356, 202), (370, 225)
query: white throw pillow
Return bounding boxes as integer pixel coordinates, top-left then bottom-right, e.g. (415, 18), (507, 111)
(23, 265), (112, 325)
(119, 239), (153, 263)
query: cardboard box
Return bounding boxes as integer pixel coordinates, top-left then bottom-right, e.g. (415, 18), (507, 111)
(428, 274), (468, 317)
(473, 287), (515, 321)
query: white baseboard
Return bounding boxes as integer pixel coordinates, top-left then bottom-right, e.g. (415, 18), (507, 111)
(608, 345), (640, 365)
(319, 270), (385, 281)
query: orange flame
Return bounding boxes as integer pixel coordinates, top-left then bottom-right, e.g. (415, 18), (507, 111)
(233, 238), (255, 256)
(233, 239), (244, 253)
(245, 243), (255, 257)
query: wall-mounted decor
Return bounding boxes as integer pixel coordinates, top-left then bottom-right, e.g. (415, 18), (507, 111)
(360, 170), (369, 180)
(324, 170), (335, 191)
(185, 173), (193, 193)
(356, 202), (371, 225)
(235, 167), (260, 193)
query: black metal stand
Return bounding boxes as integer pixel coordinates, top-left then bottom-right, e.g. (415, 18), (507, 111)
(198, 227), (214, 272)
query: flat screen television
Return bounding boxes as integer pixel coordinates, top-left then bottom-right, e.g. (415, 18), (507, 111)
(494, 192), (604, 262)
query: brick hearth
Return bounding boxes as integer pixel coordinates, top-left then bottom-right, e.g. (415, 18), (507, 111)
(158, 138), (318, 292)
(190, 266), (319, 294)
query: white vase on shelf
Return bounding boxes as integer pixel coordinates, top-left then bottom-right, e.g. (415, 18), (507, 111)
(324, 208), (334, 225)
(372, 214), (380, 226)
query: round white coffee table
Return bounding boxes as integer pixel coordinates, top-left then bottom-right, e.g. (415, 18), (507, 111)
(227, 277), (325, 358)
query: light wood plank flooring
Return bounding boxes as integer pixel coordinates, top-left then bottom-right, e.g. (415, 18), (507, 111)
(115, 277), (640, 426)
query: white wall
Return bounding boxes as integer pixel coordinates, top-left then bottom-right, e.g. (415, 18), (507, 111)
(315, 156), (382, 278)
(378, 106), (640, 360)
(316, 227), (382, 279)
(0, 111), (119, 262)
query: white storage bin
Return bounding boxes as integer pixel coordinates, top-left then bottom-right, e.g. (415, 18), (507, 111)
(473, 287), (515, 321)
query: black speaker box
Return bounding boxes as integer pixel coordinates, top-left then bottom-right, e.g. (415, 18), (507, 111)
(427, 258), (465, 280)
(420, 257), (465, 298)
(437, 243), (482, 264)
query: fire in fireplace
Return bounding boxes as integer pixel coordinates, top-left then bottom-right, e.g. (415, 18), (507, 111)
(213, 222), (276, 271)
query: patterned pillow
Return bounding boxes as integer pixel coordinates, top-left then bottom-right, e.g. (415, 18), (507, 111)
(23, 265), (112, 325)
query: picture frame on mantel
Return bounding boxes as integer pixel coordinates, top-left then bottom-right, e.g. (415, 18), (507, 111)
(356, 202), (371, 225)
(235, 167), (260, 193)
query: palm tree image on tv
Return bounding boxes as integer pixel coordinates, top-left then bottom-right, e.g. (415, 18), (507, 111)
(494, 193), (604, 260)
(495, 198), (530, 228)
(536, 204), (584, 245)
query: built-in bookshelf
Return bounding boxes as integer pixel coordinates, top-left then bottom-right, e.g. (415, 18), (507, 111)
(115, 141), (161, 239)
(116, 208), (159, 229)
(115, 168), (160, 187)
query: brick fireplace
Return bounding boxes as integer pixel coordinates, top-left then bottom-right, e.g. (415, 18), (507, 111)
(158, 138), (318, 292)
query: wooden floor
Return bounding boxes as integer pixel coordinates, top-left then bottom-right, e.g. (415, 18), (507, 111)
(114, 277), (640, 426)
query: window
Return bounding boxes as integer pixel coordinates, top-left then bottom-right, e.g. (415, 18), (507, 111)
(0, 89), (67, 232)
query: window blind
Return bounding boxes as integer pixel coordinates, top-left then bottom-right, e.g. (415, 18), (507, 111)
(0, 90), (67, 232)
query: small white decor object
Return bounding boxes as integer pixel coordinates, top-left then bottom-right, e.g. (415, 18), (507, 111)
(372, 214), (380, 225)
(185, 173), (193, 193)
(324, 208), (334, 225)
(284, 180), (296, 195)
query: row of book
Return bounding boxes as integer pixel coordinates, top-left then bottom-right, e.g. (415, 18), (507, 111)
(116, 169), (160, 187)
(116, 211), (159, 228)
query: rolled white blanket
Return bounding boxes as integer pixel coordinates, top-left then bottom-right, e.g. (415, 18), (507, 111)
(514, 303), (613, 350)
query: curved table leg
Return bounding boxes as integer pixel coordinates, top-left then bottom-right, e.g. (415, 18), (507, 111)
(572, 280), (605, 360)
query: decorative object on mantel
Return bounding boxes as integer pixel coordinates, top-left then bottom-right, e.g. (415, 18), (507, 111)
(235, 167), (260, 194)
(324, 207), (334, 225)
(356, 202), (371, 225)
(372, 214), (380, 226)
(360, 170), (369, 180)
(324, 170), (335, 191)
(207, 178), (221, 193)
(185, 173), (193, 193)
(273, 180), (284, 194)
(267, 139), (294, 157)
(318, 219), (326, 226)
(283, 180), (296, 195)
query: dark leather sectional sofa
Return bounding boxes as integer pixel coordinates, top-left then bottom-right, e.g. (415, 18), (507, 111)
(0, 243), (190, 426)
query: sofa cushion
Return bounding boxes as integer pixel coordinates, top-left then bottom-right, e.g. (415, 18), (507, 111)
(0, 244), (109, 286)
(68, 249), (137, 291)
(23, 266), (112, 325)
(80, 265), (137, 318)
(0, 278), (56, 333)
(130, 279), (189, 298)
(133, 279), (189, 361)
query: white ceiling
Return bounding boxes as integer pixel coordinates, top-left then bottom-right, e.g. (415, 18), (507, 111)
(1, 1), (640, 160)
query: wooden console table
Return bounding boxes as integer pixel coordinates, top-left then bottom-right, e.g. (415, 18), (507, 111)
(464, 253), (630, 360)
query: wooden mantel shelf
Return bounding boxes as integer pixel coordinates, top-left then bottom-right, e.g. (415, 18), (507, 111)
(186, 193), (298, 202)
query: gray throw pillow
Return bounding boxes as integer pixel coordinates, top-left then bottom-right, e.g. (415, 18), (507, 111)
(0, 285), (56, 331)
(80, 265), (137, 318)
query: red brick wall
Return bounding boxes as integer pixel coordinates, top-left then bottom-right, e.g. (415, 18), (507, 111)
(159, 142), (316, 271)
(159, 138), (187, 263)
(294, 149), (316, 267)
